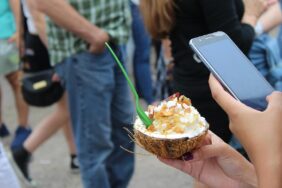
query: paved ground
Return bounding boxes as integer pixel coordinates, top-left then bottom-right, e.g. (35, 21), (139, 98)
(0, 76), (193, 188)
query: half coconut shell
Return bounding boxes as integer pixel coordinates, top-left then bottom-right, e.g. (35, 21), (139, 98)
(134, 127), (208, 159)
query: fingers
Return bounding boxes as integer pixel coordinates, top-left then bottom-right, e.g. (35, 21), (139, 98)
(266, 0), (278, 6)
(8, 36), (16, 43)
(208, 130), (224, 144)
(192, 143), (227, 162)
(266, 91), (282, 112)
(182, 131), (228, 161)
(198, 131), (221, 148)
(88, 44), (105, 54)
(208, 75), (244, 115)
(260, 0), (269, 9)
(158, 157), (186, 171)
(52, 73), (60, 82)
(198, 132), (212, 147)
(158, 156), (196, 177)
(88, 29), (109, 54)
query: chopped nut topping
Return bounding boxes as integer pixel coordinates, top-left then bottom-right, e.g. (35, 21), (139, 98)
(147, 94), (197, 134)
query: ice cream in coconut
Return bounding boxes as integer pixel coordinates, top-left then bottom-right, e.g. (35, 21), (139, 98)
(134, 93), (209, 159)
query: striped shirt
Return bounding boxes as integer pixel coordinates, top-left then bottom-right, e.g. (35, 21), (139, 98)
(47, 0), (131, 65)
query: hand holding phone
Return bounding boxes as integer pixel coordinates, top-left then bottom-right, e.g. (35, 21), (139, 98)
(189, 31), (274, 110)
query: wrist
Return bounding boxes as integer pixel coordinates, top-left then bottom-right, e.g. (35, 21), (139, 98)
(255, 157), (282, 188)
(241, 165), (257, 188)
(77, 23), (99, 44)
(242, 14), (258, 27)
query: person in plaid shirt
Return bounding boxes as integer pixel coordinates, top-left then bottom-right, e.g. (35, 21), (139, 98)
(30, 0), (134, 187)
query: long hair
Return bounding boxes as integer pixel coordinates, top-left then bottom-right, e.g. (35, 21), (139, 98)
(140, 0), (175, 39)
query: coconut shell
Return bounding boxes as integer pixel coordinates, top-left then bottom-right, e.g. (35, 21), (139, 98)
(134, 128), (208, 159)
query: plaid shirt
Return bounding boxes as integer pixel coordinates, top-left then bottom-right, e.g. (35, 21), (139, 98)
(47, 0), (131, 65)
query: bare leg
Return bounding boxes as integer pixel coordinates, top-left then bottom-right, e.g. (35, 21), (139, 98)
(6, 71), (29, 127)
(23, 94), (71, 153)
(62, 123), (77, 155)
(59, 92), (77, 155)
(12, 93), (78, 181)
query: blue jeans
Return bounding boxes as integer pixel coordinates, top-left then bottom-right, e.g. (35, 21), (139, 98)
(55, 46), (135, 188)
(130, 2), (154, 104)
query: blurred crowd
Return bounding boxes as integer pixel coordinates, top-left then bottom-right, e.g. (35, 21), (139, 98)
(0, 0), (282, 188)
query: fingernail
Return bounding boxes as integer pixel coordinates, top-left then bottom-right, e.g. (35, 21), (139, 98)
(182, 152), (193, 161)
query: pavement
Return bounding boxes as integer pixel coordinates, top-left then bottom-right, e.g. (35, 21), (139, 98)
(0, 76), (193, 188)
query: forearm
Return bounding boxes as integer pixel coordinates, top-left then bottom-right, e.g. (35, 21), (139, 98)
(232, 131), (282, 188)
(34, 0), (98, 43)
(9, 0), (21, 32)
(245, 138), (282, 188)
(258, 3), (282, 33)
(246, 124), (282, 188)
(253, 153), (282, 188)
(241, 15), (257, 28)
(240, 163), (257, 188)
(26, 0), (48, 46)
(34, 15), (48, 47)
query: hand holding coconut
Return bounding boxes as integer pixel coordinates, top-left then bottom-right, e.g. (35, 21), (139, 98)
(134, 93), (209, 159)
(159, 131), (257, 188)
(156, 76), (281, 188)
(209, 75), (282, 188)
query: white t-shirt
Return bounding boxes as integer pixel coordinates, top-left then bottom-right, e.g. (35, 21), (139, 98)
(21, 0), (37, 34)
(131, 0), (139, 5)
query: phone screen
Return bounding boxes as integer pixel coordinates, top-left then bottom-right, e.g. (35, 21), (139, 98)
(191, 33), (274, 110)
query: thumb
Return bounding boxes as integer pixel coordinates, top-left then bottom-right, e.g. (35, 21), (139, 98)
(266, 91), (282, 112)
(208, 75), (244, 115)
(192, 143), (227, 161)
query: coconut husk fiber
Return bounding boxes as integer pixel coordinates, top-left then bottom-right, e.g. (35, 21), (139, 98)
(134, 128), (208, 159)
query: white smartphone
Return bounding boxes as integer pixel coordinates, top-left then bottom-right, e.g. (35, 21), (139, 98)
(189, 31), (274, 110)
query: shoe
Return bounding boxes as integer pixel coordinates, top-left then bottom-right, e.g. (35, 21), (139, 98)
(10, 126), (32, 151)
(70, 154), (80, 173)
(12, 146), (33, 183)
(4, 145), (36, 187)
(0, 123), (10, 138)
